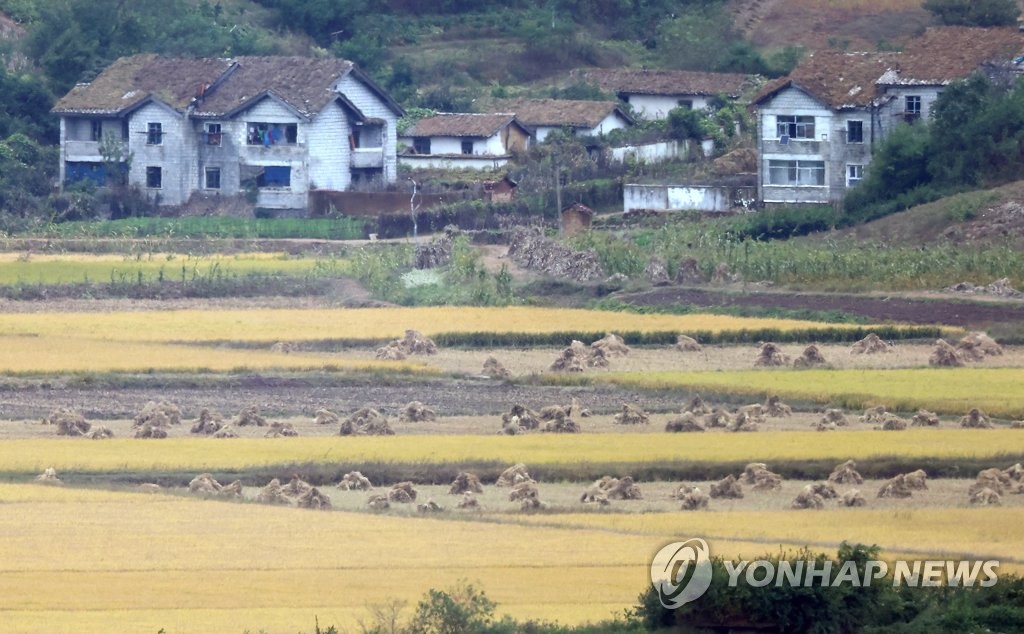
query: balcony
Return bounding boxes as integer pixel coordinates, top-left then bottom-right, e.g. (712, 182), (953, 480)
(64, 139), (103, 160)
(351, 148), (384, 169)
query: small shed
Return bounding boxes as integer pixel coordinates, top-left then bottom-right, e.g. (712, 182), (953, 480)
(484, 176), (518, 203)
(561, 203), (594, 236)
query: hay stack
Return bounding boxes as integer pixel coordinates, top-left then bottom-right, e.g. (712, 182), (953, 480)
(482, 356), (511, 378)
(256, 479), (290, 505)
(539, 405), (567, 421)
(297, 487), (332, 510)
(519, 497), (547, 511)
(828, 460), (864, 485)
(134, 423), (168, 439)
(684, 395), (710, 415)
(601, 476), (643, 500)
(877, 475), (913, 498)
(34, 467), (62, 485)
(851, 333), (891, 354)
(791, 486), (825, 510)
(265, 422), (299, 438)
(969, 468), (1015, 496)
(729, 412), (760, 433)
(709, 475), (743, 499)
(704, 408), (732, 428)
(579, 486), (610, 506)
(550, 340), (588, 372)
(665, 413), (705, 433)
(417, 499), (445, 513)
(911, 409), (941, 427)
(88, 426), (114, 439)
(133, 401), (181, 428)
(813, 421), (837, 432)
(904, 469), (928, 490)
(808, 482), (838, 499)
(136, 483), (162, 493)
(367, 494), (390, 511)
(743, 463), (782, 491)
(645, 256), (670, 285)
(929, 339), (964, 367)
(591, 333), (630, 357)
(793, 344), (827, 368)
(860, 405), (888, 425)
(1004, 463), (1024, 483)
(501, 404), (540, 431)
(47, 408), (90, 437)
(234, 406), (267, 427)
(957, 332), (1003, 359)
(969, 487), (1002, 506)
(399, 401), (437, 423)
(754, 342), (789, 367)
(675, 334), (702, 352)
(676, 485), (710, 510)
(213, 425), (238, 438)
(569, 397), (591, 418)
(842, 490), (867, 507)
(820, 409), (848, 427)
(281, 475), (314, 498)
(337, 471), (373, 491)
(388, 482), (418, 503)
(190, 409), (222, 435)
(457, 493), (481, 509)
(449, 472), (484, 495)
(614, 404), (649, 425)
(374, 342), (406, 360)
(314, 408), (339, 425)
(542, 413), (581, 433)
(339, 408), (395, 436)
(496, 463), (532, 487)
(960, 408), (993, 429)
(376, 330), (438, 359)
(189, 473), (224, 495)
(763, 395), (792, 418)
(508, 481), (540, 502)
(880, 414), (908, 431)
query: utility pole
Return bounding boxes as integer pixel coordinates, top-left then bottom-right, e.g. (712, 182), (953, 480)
(408, 177), (420, 245)
(553, 153), (563, 234)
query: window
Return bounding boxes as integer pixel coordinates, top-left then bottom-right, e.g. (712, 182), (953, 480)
(121, 120), (129, 140)
(767, 159), (825, 186)
(905, 96), (922, 115)
(846, 120), (863, 144)
(90, 121), (103, 142)
(205, 167), (221, 189)
(677, 100), (693, 109)
(256, 166), (291, 188)
(206, 123), (222, 146)
(461, 140), (474, 155)
(145, 166), (162, 188)
(147, 123), (162, 145)
(413, 138), (431, 154)
(775, 115), (815, 140)
(247, 122), (297, 146)
(847, 164), (863, 187)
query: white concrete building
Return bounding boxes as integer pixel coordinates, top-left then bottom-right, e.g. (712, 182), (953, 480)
(575, 69), (751, 120)
(491, 98), (633, 142)
(399, 113), (530, 171)
(53, 55), (404, 209)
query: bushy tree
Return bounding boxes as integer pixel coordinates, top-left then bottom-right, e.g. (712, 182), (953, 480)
(922, 0), (1019, 27)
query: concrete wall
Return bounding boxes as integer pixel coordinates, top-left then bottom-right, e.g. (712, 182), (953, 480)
(129, 102), (191, 206)
(308, 101), (352, 192)
(336, 74), (399, 183)
(624, 183), (756, 213)
(610, 140), (688, 164)
(399, 154), (509, 171)
(308, 190), (453, 217)
(626, 94), (713, 120)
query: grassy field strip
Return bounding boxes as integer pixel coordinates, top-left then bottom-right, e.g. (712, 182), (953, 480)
(0, 484), (662, 631)
(0, 430), (1019, 474)
(504, 508), (1024, 574)
(0, 252), (335, 285)
(0, 307), (885, 343)
(600, 368), (1024, 419)
(0, 335), (416, 374)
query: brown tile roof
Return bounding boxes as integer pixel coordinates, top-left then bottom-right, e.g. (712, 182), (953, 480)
(879, 26), (1024, 85)
(752, 51), (899, 109)
(576, 68), (751, 97)
(491, 98), (632, 128)
(53, 55), (403, 119)
(405, 113), (518, 138)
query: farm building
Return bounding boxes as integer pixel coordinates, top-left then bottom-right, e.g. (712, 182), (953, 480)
(752, 27), (1024, 205)
(491, 98), (633, 142)
(574, 68), (752, 120)
(53, 54), (404, 209)
(399, 113), (530, 171)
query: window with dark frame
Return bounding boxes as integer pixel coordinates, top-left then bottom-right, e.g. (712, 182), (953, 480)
(206, 123), (222, 146)
(847, 164), (863, 187)
(205, 167), (221, 189)
(846, 120), (863, 143)
(413, 138), (431, 154)
(905, 96), (922, 118)
(461, 140), (473, 155)
(775, 115), (815, 139)
(90, 121), (103, 142)
(677, 100), (693, 109)
(145, 166), (162, 188)
(246, 122), (297, 146)
(147, 122), (162, 145)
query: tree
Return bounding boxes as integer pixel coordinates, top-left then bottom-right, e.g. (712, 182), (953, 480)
(922, 0), (1019, 27)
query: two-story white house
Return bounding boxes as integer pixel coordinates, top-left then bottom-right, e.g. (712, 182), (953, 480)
(53, 54), (404, 209)
(575, 68), (752, 120)
(752, 27), (1023, 205)
(399, 113), (531, 170)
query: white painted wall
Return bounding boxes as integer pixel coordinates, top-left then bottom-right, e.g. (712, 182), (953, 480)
(128, 101), (190, 206)
(626, 94), (714, 120)
(610, 140), (687, 164)
(624, 183), (754, 213)
(399, 155), (509, 171)
(337, 74), (399, 183)
(308, 101), (351, 191)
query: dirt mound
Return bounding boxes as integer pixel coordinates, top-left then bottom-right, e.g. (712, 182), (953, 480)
(213, 425), (238, 438)
(399, 401), (437, 423)
(946, 277), (1023, 299)
(265, 421), (299, 438)
(712, 147), (757, 175)
(339, 408), (394, 436)
(791, 486), (825, 510)
(88, 426), (114, 439)
(482, 356), (511, 378)
(367, 494), (391, 511)
(929, 339), (964, 367)
(793, 344), (827, 368)
(676, 334), (702, 352)
(754, 342), (789, 367)
(133, 401), (181, 428)
(851, 333), (891, 354)
(234, 405), (267, 427)
(191, 409), (222, 434)
(684, 395), (710, 415)
(337, 471), (373, 491)
(675, 485), (710, 510)
(376, 329), (438, 359)
(828, 460), (864, 485)
(35, 467), (62, 485)
(957, 331), (1003, 359)
(388, 482), (418, 503)
(665, 413), (705, 433)
(297, 487), (332, 510)
(911, 409), (941, 427)
(134, 423), (168, 439)
(449, 472), (484, 495)
(314, 408), (339, 425)
(46, 408), (90, 437)
(591, 333), (630, 357)
(704, 407), (732, 428)
(417, 499), (445, 513)
(743, 463), (782, 490)
(709, 474), (743, 499)
(960, 408), (993, 429)
(820, 409), (848, 427)
(457, 493), (481, 509)
(496, 463), (532, 487)
(507, 227), (605, 282)
(508, 481), (540, 502)
(614, 404), (649, 425)
(645, 256), (670, 285)
(969, 487), (1002, 506)
(842, 490), (867, 507)
(763, 395), (792, 417)
(256, 478), (290, 505)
